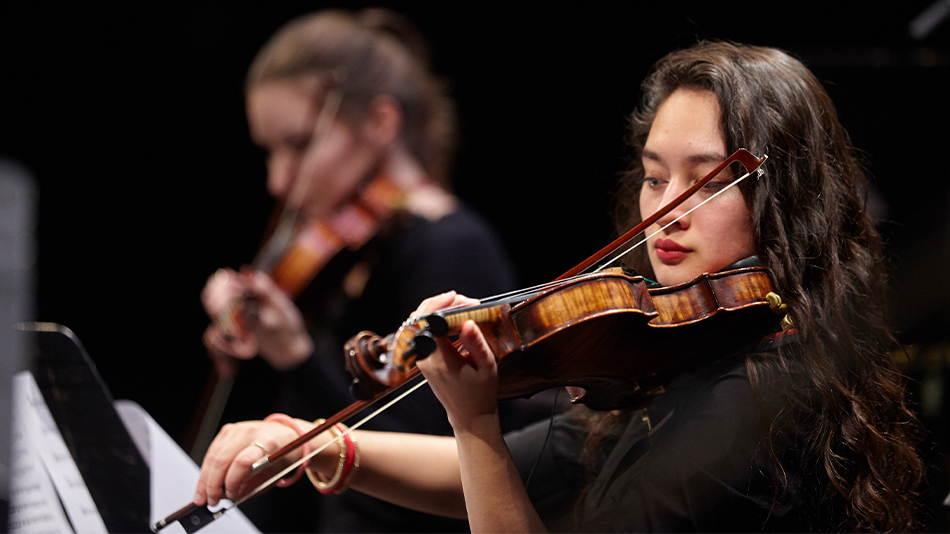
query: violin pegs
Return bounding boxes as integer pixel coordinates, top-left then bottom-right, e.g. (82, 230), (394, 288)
(765, 292), (787, 314)
(423, 313), (449, 337)
(409, 331), (437, 361)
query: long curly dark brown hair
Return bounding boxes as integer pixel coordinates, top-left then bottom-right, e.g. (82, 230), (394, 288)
(612, 41), (925, 532)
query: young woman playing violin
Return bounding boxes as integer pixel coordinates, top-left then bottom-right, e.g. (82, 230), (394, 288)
(195, 8), (539, 533)
(192, 41), (924, 532)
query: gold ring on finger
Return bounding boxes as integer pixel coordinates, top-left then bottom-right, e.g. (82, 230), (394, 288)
(249, 441), (270, 459)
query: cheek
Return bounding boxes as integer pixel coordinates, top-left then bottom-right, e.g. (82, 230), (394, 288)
(638, 191), (653, 222)
(300, 134), (366, 208)
(716, 200), (756, 252)
(311, 128), (359, 173)
(301, 138), (346, 185)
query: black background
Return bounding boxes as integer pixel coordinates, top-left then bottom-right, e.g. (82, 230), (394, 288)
(3, 0), (950, 527)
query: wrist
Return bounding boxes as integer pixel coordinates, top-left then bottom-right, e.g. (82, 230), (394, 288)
(305, 420), (360, 494)
(263, 413), (310, 487)
(451, 410), (502, 441)
(306, 427), (342, 474)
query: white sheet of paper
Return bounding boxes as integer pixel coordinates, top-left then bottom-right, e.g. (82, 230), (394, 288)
(8, 408), (74, 534)
(10, 372), (108, 533)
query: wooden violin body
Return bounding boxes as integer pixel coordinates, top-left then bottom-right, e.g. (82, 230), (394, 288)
(346, 265), (781, 410)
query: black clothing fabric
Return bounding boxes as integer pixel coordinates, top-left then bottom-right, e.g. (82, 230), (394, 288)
(226, 206), (539, 533)
(505, 333), (813, 532)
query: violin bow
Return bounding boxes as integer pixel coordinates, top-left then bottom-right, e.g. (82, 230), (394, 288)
(184, 68), (350, 465)
(153, 377), (429, 533)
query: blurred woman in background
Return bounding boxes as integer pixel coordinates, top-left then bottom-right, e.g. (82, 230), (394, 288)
(197, 8), (539, 532)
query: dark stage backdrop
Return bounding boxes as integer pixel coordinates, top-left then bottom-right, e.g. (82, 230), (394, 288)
(1, 0), (949, 525)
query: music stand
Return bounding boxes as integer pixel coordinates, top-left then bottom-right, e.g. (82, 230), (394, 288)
(23, 323), (151, 533)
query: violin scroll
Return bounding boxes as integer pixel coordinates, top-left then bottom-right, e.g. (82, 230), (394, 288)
(345, 315), (446, 400)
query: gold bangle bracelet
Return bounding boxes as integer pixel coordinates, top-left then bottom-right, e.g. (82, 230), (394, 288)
(305, 419), (348, 491)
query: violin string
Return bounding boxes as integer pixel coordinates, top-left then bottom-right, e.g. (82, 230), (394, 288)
(224, 375), (431, 512)
(594, 162), (763, 273)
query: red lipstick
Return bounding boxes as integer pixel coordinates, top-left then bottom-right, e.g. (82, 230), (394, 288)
(654, 238), (689, 262)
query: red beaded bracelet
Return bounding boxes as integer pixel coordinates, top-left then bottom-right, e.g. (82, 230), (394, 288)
(263, 413), (310, 487)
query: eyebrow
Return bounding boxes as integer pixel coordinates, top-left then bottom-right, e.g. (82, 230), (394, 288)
(641, 149), (728, 166)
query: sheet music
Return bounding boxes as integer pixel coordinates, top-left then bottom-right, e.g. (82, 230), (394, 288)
(9, 371), (108, 533)
(8, 413), (73, 533)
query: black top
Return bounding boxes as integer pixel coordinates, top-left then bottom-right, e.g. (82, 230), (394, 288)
(225, 206), (552, 533)
(506, 333), (815, 532)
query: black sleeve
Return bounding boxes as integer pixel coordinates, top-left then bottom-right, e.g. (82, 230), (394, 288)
(504, 412), (589, 531)
(276, 329), (356, 418)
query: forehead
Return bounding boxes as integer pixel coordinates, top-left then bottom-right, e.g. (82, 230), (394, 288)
(246, 79), (321, 141)
(643, 88), (725, 163)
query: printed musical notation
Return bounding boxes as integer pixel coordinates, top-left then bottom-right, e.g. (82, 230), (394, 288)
(9, 372), (107, 534)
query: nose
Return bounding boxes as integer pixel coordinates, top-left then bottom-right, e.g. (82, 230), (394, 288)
(653, 177), (694, 231)
(266, 152), (297, 200)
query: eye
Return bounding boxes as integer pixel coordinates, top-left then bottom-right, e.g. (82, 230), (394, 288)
(641, 177), (662, 189)
(286, 134), (312, 154)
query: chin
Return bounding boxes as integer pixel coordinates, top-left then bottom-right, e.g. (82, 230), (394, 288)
(653, 269), (680, 287)
(653, 264), (699, 287)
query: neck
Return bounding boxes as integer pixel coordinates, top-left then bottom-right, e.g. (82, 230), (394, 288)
(378, 144), (428, 189)
(378, 144), (457, 221)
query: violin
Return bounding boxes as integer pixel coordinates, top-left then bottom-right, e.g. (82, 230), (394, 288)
(342, 148), (779, 408)
(214, 174), (408, 337)
(155, 148), (779, 532)
(346, 263), (780, 410)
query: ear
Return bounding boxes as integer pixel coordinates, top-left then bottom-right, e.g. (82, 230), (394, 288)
(362, 95), (403, 148)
